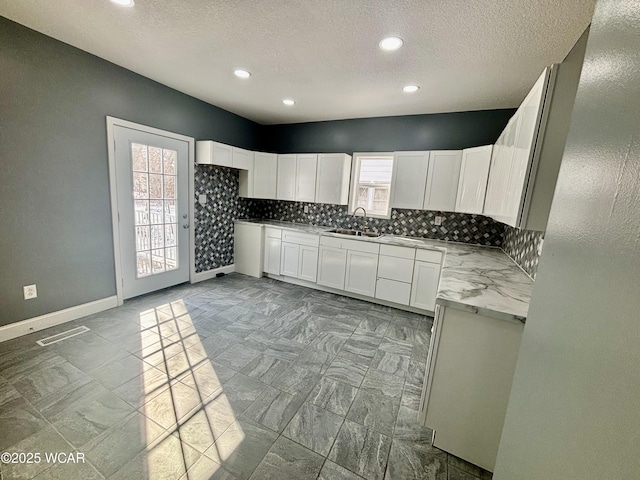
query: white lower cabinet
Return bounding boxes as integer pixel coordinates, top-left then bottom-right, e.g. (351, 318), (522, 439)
(410, 260), (442, 311)
(298, 246), (318, 282)
(317, 245), (347, 289)
(376, 278), (412, 305)
(280, 242), (300, 277)
(263, 229), (282, 275)
(345, 250), (378, 297)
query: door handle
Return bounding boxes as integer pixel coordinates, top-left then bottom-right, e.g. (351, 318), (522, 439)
(183, 224), (189, 229)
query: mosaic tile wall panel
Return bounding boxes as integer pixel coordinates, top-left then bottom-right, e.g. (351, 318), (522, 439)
(194, 165), (250, 273)
(246, 200), (505, 246)
(502, 225), (545, 279)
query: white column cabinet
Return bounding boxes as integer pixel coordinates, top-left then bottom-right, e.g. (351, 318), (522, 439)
(424, 151), (463, 212)
(295, 154), (318, 202)
(280, 242), (300, 277)
(276, 154), (297, 201)
(390, 151), (430, 209)
(263, 228), (282, 275)
(455, 145), (493, 214)
(234, 223), (263, 278)
(315, 154), (352, 205)
(253, 152), (278, 199)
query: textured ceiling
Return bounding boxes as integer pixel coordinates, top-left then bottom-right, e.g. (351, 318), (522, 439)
(0, 0), (595, 125)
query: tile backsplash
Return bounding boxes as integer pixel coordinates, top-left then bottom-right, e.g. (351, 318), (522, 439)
(194, 166), (249, 273)
(247, 200), (505, 246)
(501, 225), (545, 279)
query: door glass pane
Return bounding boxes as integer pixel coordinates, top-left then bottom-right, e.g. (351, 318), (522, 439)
(131, 143), (180, 279)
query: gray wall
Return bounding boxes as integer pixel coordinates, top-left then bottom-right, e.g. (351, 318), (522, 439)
(0, 17), (261, 326)
(494, 0), (640, 478)
(261, 109), (515, 154)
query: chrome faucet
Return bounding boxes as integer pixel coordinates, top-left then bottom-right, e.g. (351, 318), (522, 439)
(352, 207), (369, 232)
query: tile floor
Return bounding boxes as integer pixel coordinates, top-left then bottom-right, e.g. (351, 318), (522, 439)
(0, 274), (492, 480)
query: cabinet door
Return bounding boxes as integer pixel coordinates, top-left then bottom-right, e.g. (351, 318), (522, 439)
(280, 242), (300, 278)
(232, 147), (252, 170)
(316, 154), (351, 205)
(263, 237), (281, 275)
(410, 261), (441, 311)
(390, 151), (430, 209)
(317, 246), (347, 290)
(375, 278), (411, 305)
(276, 154), (297, 201)
(196, 141), (232, 166)
(455, 145), (493, 214)
(298, 246), (319, 282)
(345, 250), (378, 297)
(253, 152), (278, 199)
(424, 151), (463, 212)
(295, 154), (318, 202)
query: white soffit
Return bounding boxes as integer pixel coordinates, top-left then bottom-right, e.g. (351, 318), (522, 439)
(0, 0), (596, 125)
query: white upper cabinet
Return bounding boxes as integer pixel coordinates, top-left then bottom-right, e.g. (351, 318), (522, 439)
(455, 145), (493, 214)
(232, 147), (253, 170)
(253, 152), (278, 199)
(390, 151), (430, 210)
(315, 154), (352, 205)
(483, 120), (517, 222)
(295, 154), (318, 202)
(424, 150), (463, 212)
(276, 154), (297, 201)
(196, 141), (232, 167)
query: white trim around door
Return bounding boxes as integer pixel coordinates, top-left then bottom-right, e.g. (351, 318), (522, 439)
(106, 116), (195, 306)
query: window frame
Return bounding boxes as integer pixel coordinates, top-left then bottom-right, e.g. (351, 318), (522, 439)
(348, 152), (395, 220)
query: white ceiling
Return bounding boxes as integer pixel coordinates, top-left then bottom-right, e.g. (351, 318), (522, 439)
(0, 0), (596, 125)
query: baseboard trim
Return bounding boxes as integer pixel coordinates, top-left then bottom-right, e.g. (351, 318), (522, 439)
(0, 296), (118, 343)
(191, 264), (236, 283)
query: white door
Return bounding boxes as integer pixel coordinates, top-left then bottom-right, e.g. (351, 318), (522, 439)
(295, 154), (318, 202)
(391, 151), (430, 209)
(280, 242), (300, 277)
(114, 126), (189, 299)
(424, 150), (463, 212)
(410, 261), (441, 311)
(276, 154), (297, 200)
(317, 246), (347, 289)
(345, 250), (378, 297)
(298, 246), (319, 282)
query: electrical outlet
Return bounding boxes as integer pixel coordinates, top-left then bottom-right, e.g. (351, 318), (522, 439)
(434, 216), (443, 226)
(23, 284), (37, 300)
(304, 205), (309, 213)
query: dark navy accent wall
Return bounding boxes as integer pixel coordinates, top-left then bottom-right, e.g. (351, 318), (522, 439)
(261, 109), (515, 154)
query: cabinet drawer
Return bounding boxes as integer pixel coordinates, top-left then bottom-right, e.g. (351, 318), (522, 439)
(281, 230), (319, 247)
(265, 227), (282, 239)
(379, 244), (416, 260)
(341, 238), (380, 254)
(320, 236), (343, 248)
(375, 278), (411, 305)
(415, 249), (443, 264)
(378, 255), (414, 283)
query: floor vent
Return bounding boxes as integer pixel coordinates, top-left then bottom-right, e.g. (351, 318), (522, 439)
(36, 326), (90, 346)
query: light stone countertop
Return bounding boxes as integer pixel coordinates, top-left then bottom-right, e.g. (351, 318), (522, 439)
(235, 219), (533, 322)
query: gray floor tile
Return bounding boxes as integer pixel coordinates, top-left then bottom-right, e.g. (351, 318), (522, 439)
(110, 433), (201, 480)
(12, 360), (89, 402)
(361, 368), (406, 399)
(394, 405), (433, 441)
(221, 374), (268, 414)
(249, 436), (324, 480)
(204, 417), (278, 479)
(295, 348), (333, 374)
(179, 362), (228, 398)
(371, 349), (411, 377)
(347, 389), (400, 436)
(243, 386), (304, 433)
(87, 354), (147, 390)
(448, 454), (493, 480)
(180, 455), (240, 480)
(0, 378), (21, 407)
(112, 364), (173, 408)
(328, 419), (392, 480)
(324, 354), (369, 388)
(270, 365), (321, 397)
(401, 381), (423, 410)
(358, 316), (391, 335)
(309, 331), (349, 355)
(385, 438), (447, 480)
(140, 381), (204, 430)
(385, 324), (416, 343)
(378, 336), (414, 356)
(0, 348), (66, 383)
(1, 425), (72, 480)
(283, 402), (344, 456)
(53, 332), (130, 372)
(84, 410), (167, 477)
(32, 460), (103, 479)
(0, 397), (49, 451)
(240, 354), (290, 384)
(318, 460), (366, 480)
(262, 338), (305, 361)
(308, 377), (358, 416)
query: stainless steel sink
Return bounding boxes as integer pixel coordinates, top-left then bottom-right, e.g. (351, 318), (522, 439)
(326, 229), (381, 238)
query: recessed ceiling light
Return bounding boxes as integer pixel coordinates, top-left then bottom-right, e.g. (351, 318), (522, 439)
(379, 36), (403, 51)
(234, 69), (251, 79)
(282, 99), (295, 106)
(403, 85), (420, 93)
(110, 0), (135, 7)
